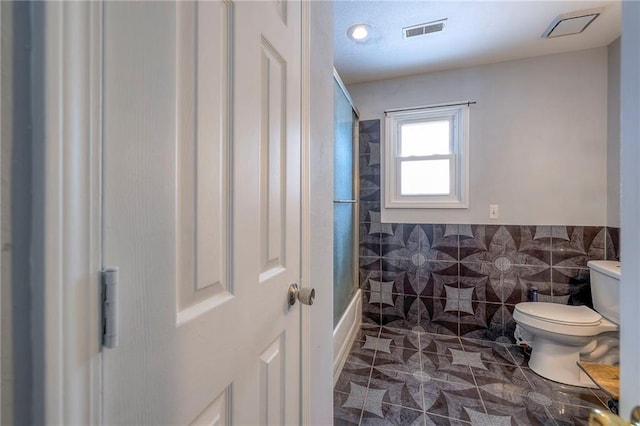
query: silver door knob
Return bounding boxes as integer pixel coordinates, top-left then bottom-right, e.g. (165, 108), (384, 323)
(288, 283), (315, 306)
(632, 406), (640, 425)
(588, 407), (640, 426)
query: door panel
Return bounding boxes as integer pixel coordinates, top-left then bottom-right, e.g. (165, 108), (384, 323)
(191, 390), (229, 426)
(259, 334), (286, 425)
(176, 1), (232, 321)
(102, 1), (301, 424)
(260, 39), (288, 281)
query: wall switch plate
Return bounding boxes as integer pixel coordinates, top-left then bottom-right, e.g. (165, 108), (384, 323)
(489, 204), (499, 219)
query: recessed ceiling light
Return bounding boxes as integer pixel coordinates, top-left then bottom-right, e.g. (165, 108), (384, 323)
(542, 8), (603, 38)
(347, 24), (370, 41)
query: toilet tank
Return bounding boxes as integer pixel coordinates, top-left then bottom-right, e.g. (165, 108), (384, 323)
(587, 260), (620, 324)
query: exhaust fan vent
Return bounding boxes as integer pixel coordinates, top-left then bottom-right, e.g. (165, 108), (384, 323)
(403, 19), (447, 39)
(542, 8), (602, 38)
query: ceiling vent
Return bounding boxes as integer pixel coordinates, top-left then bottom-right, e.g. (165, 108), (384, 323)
(542, 8), (602, 38)
(403, 19), (447, 39)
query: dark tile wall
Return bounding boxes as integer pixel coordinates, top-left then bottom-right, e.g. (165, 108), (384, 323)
(358, 119), (621, 343)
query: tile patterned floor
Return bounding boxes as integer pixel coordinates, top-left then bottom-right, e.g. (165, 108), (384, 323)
(334, 325), (610, 425)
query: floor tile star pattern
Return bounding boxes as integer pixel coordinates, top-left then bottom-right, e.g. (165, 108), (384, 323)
(335, 325), (610, 425)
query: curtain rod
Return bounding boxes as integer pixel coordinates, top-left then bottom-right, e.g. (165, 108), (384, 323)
(384, 101), (477, 115)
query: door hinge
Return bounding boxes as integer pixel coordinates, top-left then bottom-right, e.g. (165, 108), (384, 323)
(101, 267), (119, 349)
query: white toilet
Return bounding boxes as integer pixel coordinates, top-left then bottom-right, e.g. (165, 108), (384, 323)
(513, 260), (620, 388)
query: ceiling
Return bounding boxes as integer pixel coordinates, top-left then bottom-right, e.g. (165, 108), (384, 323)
(334, 1), (621, 85)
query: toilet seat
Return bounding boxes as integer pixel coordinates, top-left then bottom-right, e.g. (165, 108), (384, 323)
(515, 302), (601, 326)
(513, 302), (617, 337)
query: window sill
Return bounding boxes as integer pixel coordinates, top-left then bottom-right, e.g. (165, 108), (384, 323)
(384, 198), (468, 209)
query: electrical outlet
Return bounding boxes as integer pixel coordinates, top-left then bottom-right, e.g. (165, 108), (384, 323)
(489, 204), (499, 219)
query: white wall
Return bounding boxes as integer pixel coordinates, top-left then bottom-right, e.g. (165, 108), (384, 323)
(607, 38), (621, 228)
(348, 48), (608, 225)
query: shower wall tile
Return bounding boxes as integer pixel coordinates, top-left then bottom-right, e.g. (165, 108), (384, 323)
(551, 267), (592, 307)
(380, 294), (418, 329)
(425, 262), (460, 299)
(359, 155), (380, 189)
(359, 273), (376, 293)
(459, 225), (550, 267)
(358, 201), (380, 224)
(359, 223), (382, 256)
(458, 301), (499, 341)
(380, 223), (413, 258)
(500, 265), (551, 305)
(606, 226), (620, 260)
(424, 297), (459, 336)
(502, 304), (517, 344)
(460, 303), (515, 343)
(412, 298), (432, 333)
(518, 225), (553, 264)
(362, 290), (381, 325)
(550, 226), (606, 268)
(402, 270), (427, 297)
(458, 273), (489, 303)
(367, 221), (394, 238)
(381, 224), (458, 262)
(358, 128), (371, 155)
(380, 257), (402, 274)
(359, 120), (380, 155)
(359, 256), (380, 270)
(382, 259), (458, 298)
(458, 262), (551, 306)
(459, 262), (497, 303)
(359, 175), (378, 191)
(359, 143), (381, 168)
(379, 269), (409, 295)
(359, 258), (381, 291)
(457, 299), (486, 328)
(429, 224), (460, 260)
(509, 267), (552, 305)
(359, 186), (380, 203)
(359, 120), (381, 213)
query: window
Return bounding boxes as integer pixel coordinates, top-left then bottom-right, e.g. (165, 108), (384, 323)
(384, 104), (469, 208)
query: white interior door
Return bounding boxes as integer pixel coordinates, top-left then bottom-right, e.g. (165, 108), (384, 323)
(620, 0), (640, 419)
(101, 1), (302, 424)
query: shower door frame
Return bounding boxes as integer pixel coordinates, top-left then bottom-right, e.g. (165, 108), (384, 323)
(333, 68), (360, 325)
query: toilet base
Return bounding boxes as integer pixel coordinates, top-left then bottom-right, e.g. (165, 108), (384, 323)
(528, 338), (597, 388)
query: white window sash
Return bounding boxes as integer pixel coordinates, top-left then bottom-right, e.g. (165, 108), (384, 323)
(396, 155), (454, 196)
(384, 104), (469, 210)
(396, 116), (455, 156)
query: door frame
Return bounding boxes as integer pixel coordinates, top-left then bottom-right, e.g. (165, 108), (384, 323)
(300, 1), (313, 423)
(32, 2), (103, 423)
(34, 1), (319, 424)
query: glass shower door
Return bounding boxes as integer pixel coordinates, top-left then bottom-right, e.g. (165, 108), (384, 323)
(333, 77), (358, 326)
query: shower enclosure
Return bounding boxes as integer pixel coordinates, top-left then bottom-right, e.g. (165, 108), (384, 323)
(333, 71), (359, 328)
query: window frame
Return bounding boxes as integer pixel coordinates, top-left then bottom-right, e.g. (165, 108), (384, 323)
(384, 104), (469, 209)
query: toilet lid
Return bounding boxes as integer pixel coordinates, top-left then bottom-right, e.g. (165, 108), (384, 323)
(515, 302), (602, 326)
